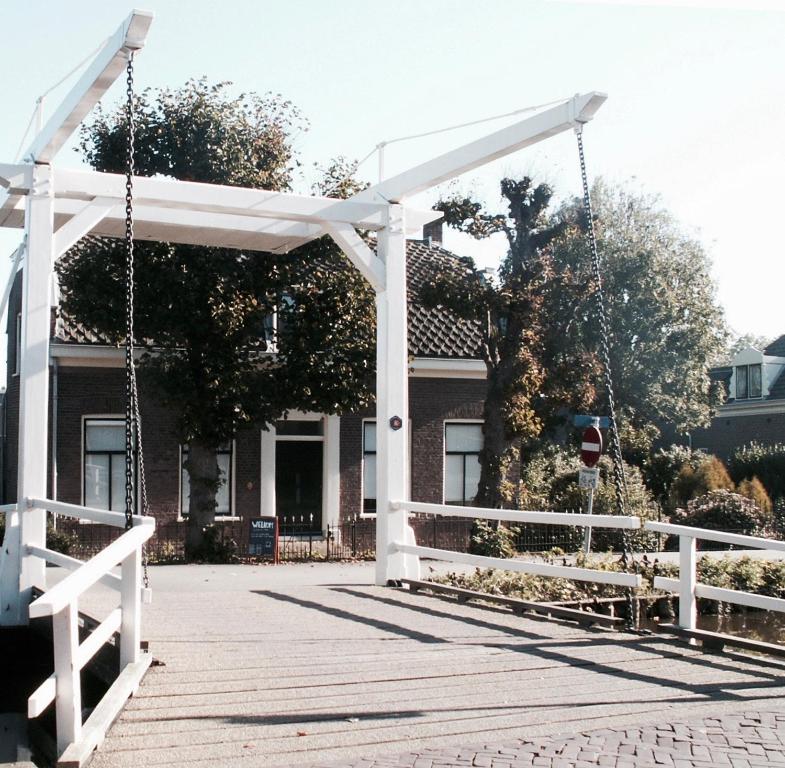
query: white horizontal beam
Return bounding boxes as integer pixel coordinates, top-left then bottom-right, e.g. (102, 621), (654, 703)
(25, 10), (154, 163)
(26, 544), (122, 591)
(645, 521), (785, 552)
(75, 608), (122, 670)
(654, 576), (785, 614)
(28, 674), (56, 718)
(391, 543), (642, 588)
(0, 163), (33, 194)
(399, 500), (641, 529)
(51, 168), (440, 232)
(29, 524), (153, 618)
(324, 222), (386, 292)
(353, 92), (607, 203)
(28, 497), (153, 528)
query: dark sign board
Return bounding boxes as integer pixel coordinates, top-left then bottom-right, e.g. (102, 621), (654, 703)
(249, 516), (278, 558)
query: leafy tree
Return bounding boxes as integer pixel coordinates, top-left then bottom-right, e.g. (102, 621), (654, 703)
(58, 79), (375, 557)
(421, 178), (598, 509)
(715, 332), (772, 365)
(550, 180), (727, 458)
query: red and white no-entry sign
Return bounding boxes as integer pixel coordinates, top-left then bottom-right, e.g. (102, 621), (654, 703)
(580, 426), (603, 468)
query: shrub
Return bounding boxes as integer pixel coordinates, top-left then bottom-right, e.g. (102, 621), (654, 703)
(729, 442), (785, 503)
(671, 490), (773, 538)
(519, 445), (579, 509)
(669, 455), (733, 510)
(643, 445), (696, 507)
(46, 524), (77, 556)
(737, 476), (772, 514)
(469, 520), (518, 559)
(189, 525), (238, 563)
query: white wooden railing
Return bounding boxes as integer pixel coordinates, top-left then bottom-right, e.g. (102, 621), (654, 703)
(24, 498), (154, 766)
(390, 501), (643, 588)
(644, 521), (785, 631)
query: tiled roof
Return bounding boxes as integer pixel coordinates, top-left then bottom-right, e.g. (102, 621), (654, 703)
(767, 369), (785, 401)
(54, 240), (484, 360)
(764, 335), (785, 358)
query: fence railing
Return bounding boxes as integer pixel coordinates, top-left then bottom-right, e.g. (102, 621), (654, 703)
(392, 501), (643, 588)
(644, 521), (785, 632)
(24, 497), (154, 765)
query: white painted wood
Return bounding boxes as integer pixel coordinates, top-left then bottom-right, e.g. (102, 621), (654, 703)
(58, 654), (152, 768)
(28, 673), (56, 718)
(375, 205), (412, 584)
(324, 415), (341, 531)
(391, 543), (642, 588)
(399, 500), (641, 529)
(679, 536), (697, 631)
(29, 497), (152, 528)
(53, 197), (118, 258)
(260, 426), (277, 517)
(8, 164), (54, 625)
(25, 11), (154, 164)
(25, 545), (121, 591)
(645, 521), (785, 551)
(53, 602), (82, 754)
(52, 168), (439, 232)
(0, 162), (33, 194)
(324, 222), (386, 292)
(353, 93), (607, 203)
(75, 608), (122, 670)
(655, 575), (785, 614)
(29, 524), (152, 618)
(120, 548), (141, 666)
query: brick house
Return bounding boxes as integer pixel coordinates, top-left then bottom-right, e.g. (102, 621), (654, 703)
(2, 231), (489, 537)
(691, 337), (785, 459)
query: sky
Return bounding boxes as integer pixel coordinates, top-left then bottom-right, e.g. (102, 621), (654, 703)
(0, 0), (784, 383)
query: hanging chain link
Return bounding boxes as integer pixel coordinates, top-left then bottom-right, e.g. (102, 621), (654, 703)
(575, 126), (637, 628)
(123, 52), (150, 589)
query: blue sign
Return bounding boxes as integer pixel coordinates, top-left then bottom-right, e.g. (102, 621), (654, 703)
(573, 414), (610, 429)
(249, 516), (277, 557)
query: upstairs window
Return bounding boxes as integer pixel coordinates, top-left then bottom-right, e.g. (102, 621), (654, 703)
(444, 422), (483, 506)
(736, 364), (762, 399)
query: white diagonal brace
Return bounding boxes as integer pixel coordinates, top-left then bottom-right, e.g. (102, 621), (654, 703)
(25, 10), (154, 164)
(324, 222), (385, 292)
(0, 163), (33, 194)
(352, 92), (607, 203)
(54, 196), (119, 258)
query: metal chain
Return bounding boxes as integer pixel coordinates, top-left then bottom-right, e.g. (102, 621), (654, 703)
(575, 126), (637, 628)
(123, 52), (150, 588)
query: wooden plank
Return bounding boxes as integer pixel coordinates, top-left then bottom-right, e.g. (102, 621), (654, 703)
(645, 520), (785, 551)
(25, 545), (121, 591)
(401, 579), (622, 627)
(75, 608), (122, 670)
(57, 654), (152, 768)
(658, 623), (785, 659)
(28, 673), (56, 718)
(654, 576), (785, 614)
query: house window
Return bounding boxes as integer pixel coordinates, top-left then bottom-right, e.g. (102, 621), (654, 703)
(14, 312), (21, 375)
(84, 419), (127, 511)
(362, 421), (376, 515)
(736, 364), (762, 399)
(180, 444), (233, 517)
(444, 422), (483, 505)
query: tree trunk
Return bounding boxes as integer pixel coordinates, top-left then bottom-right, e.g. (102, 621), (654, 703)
(184, 440), (220, 560)
(476, 361), (514, 510)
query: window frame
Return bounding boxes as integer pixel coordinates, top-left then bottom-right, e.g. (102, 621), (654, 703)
(736, 364), (763, 400)
(361, 419), (377, 517)
(443, 420), (484, 507)
(179, 441), (237, 521)
(82, 416), (130, 514)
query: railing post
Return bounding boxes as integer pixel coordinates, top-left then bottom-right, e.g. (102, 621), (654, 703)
(53, 601), (81, 754)
(120, 545), (141, 666)
(679, 535), (697, 631)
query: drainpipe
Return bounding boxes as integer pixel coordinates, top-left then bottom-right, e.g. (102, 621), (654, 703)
(50, 357), (58, 529)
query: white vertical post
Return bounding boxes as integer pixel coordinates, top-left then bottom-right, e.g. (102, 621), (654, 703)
(323, 415), (341, 532)
(679, 535), (697, 631)
(260, 426), (277, 517)
(4, 163), (54, 625)
(375, 204), (412, 585)
(120, 546), (141, 666)
(53, 601), (81, 754)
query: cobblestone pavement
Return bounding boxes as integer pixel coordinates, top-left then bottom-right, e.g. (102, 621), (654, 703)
(314, 711), (785, 768)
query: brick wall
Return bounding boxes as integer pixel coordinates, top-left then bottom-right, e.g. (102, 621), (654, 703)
(691, 410), (785, 460)
(339, 377), (487, 520)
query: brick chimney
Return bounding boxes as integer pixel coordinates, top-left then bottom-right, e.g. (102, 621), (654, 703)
(423, 219), (443, 247)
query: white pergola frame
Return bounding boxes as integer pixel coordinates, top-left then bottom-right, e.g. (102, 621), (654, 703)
(0, 9), (606, 625)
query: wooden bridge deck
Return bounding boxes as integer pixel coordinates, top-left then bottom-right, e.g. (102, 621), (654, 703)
(79, 563), (785, 768)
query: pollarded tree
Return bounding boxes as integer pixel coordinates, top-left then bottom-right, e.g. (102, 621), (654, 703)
(421, 178), (598, 509)
(57, 79), (375, 557)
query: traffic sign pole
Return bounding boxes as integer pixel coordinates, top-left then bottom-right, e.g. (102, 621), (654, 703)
(580, 417), (603, 553)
